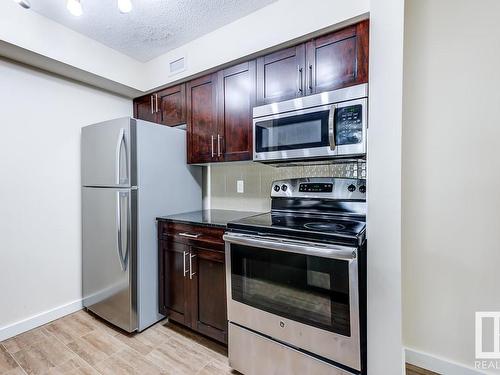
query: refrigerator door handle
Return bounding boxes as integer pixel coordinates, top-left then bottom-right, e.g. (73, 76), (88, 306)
(122, 191), (130, 270)
(116, 128), (129, 185)
(116, 191), (128, 272)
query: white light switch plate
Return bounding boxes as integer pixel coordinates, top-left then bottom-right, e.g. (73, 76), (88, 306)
(237, 180), (244, 193)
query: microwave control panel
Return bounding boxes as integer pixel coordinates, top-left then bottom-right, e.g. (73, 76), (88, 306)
(336, 104), (363, 145)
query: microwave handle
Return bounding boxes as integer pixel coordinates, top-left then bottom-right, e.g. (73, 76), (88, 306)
(328, 104), (337, 151)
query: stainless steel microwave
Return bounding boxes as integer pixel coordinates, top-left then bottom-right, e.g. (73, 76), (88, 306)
(253, 84), (368, 163)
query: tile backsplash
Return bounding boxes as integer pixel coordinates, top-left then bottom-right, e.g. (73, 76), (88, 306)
(206, 161), (366, 212)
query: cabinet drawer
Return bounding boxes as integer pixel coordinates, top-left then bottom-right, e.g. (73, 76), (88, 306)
(158, 221), (225, 251)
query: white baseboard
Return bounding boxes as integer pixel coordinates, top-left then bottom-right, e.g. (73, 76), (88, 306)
(405, 347), (486, 375)
(0, 299), (83, 342)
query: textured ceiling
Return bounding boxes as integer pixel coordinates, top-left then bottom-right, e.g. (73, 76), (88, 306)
(30, 0), (276, 62)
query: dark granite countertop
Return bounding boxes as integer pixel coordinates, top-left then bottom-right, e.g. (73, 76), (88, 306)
(157, 209), (261, 228)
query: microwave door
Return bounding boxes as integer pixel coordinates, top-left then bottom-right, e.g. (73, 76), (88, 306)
(334, 98), (367, 157)
(253, 106), (337, 162)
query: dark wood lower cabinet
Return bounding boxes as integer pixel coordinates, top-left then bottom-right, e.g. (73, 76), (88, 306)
(159, 239), (189, 325)
(191, 246), (227, 343)
(158, 221), (227, 344)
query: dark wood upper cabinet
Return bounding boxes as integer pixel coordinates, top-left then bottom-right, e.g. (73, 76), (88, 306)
(186, 74), (219, 164)
(256, 45), (306, 105)
(133, 85), (186, 127)
(217, 61), (256, 162)
(133, 94), (157, 123)
(156, 84), (187, 126)
(256, 21), (369, 104)
(306, 20), (369, 94)
(136, 20), (368, 164)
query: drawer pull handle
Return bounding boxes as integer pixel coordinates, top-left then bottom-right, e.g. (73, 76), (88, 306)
(178, 232), (201, 238)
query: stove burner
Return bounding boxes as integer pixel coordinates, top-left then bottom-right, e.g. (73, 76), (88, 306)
(304, 222), (347, 232)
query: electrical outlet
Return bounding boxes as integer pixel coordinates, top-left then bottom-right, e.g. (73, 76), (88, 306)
(237, 180), (244, 193)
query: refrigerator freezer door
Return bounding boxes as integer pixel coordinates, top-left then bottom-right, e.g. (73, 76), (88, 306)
(81, 117), (136, 188)
(82, 186), (137, 332)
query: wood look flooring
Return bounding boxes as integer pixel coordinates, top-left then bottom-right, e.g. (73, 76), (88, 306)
(406, 363), (440, 375)
(0, 310), (235, 375)
(0, 310), (439, 375)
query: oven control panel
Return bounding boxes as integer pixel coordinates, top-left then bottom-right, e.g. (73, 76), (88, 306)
(298, 183), (333, 193)
(271, 177), (366, 200)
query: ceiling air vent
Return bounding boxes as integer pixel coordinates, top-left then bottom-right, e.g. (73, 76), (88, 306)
(169, 57), (186, 76)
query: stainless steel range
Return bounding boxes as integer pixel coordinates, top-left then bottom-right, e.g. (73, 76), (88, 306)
(224, 177), (367, 375)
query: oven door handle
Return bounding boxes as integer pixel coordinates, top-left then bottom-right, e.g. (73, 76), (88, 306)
(223, 233), (357, 260)
(328, 103), (337, 151)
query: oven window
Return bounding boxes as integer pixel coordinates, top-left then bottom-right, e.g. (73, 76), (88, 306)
(231, 244), (351, 336)
(255, 110), (329, 153)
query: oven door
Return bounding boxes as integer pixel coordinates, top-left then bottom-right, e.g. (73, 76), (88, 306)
(224, 233), (361, 371)
(253, 98), (367, 162)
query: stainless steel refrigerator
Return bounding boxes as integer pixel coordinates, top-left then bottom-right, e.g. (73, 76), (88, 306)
(81, 117), (201, 332)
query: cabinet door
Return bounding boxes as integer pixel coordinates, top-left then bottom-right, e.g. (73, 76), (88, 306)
(157, 84), (187, 127)
(256, 44), (306, 105)
(306, 20), (369, 94)
(218, 61), (256, 162)
(159, 239), (190, 326)
(133, 94), (157, 123)
(189, 247), (227, 344)
(186, 74), (219, 164)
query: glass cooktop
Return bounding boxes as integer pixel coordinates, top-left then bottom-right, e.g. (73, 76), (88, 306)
(228, 212), (366, 245)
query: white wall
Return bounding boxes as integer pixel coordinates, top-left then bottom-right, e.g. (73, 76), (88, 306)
(0, 58), (131, 339)
(367, 0), (405, 373)
(402, 0), (500, 373)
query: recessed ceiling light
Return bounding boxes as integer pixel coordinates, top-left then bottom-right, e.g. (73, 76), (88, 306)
(13, 0), (31, 9)
(117, 0), (132, 14)
(67, 0), (83, 17)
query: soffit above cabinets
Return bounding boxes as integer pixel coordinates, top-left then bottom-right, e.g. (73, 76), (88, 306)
(30, 0), (277, 62)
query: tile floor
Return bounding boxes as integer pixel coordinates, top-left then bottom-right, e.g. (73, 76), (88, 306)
(0, 310), (235, 375)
